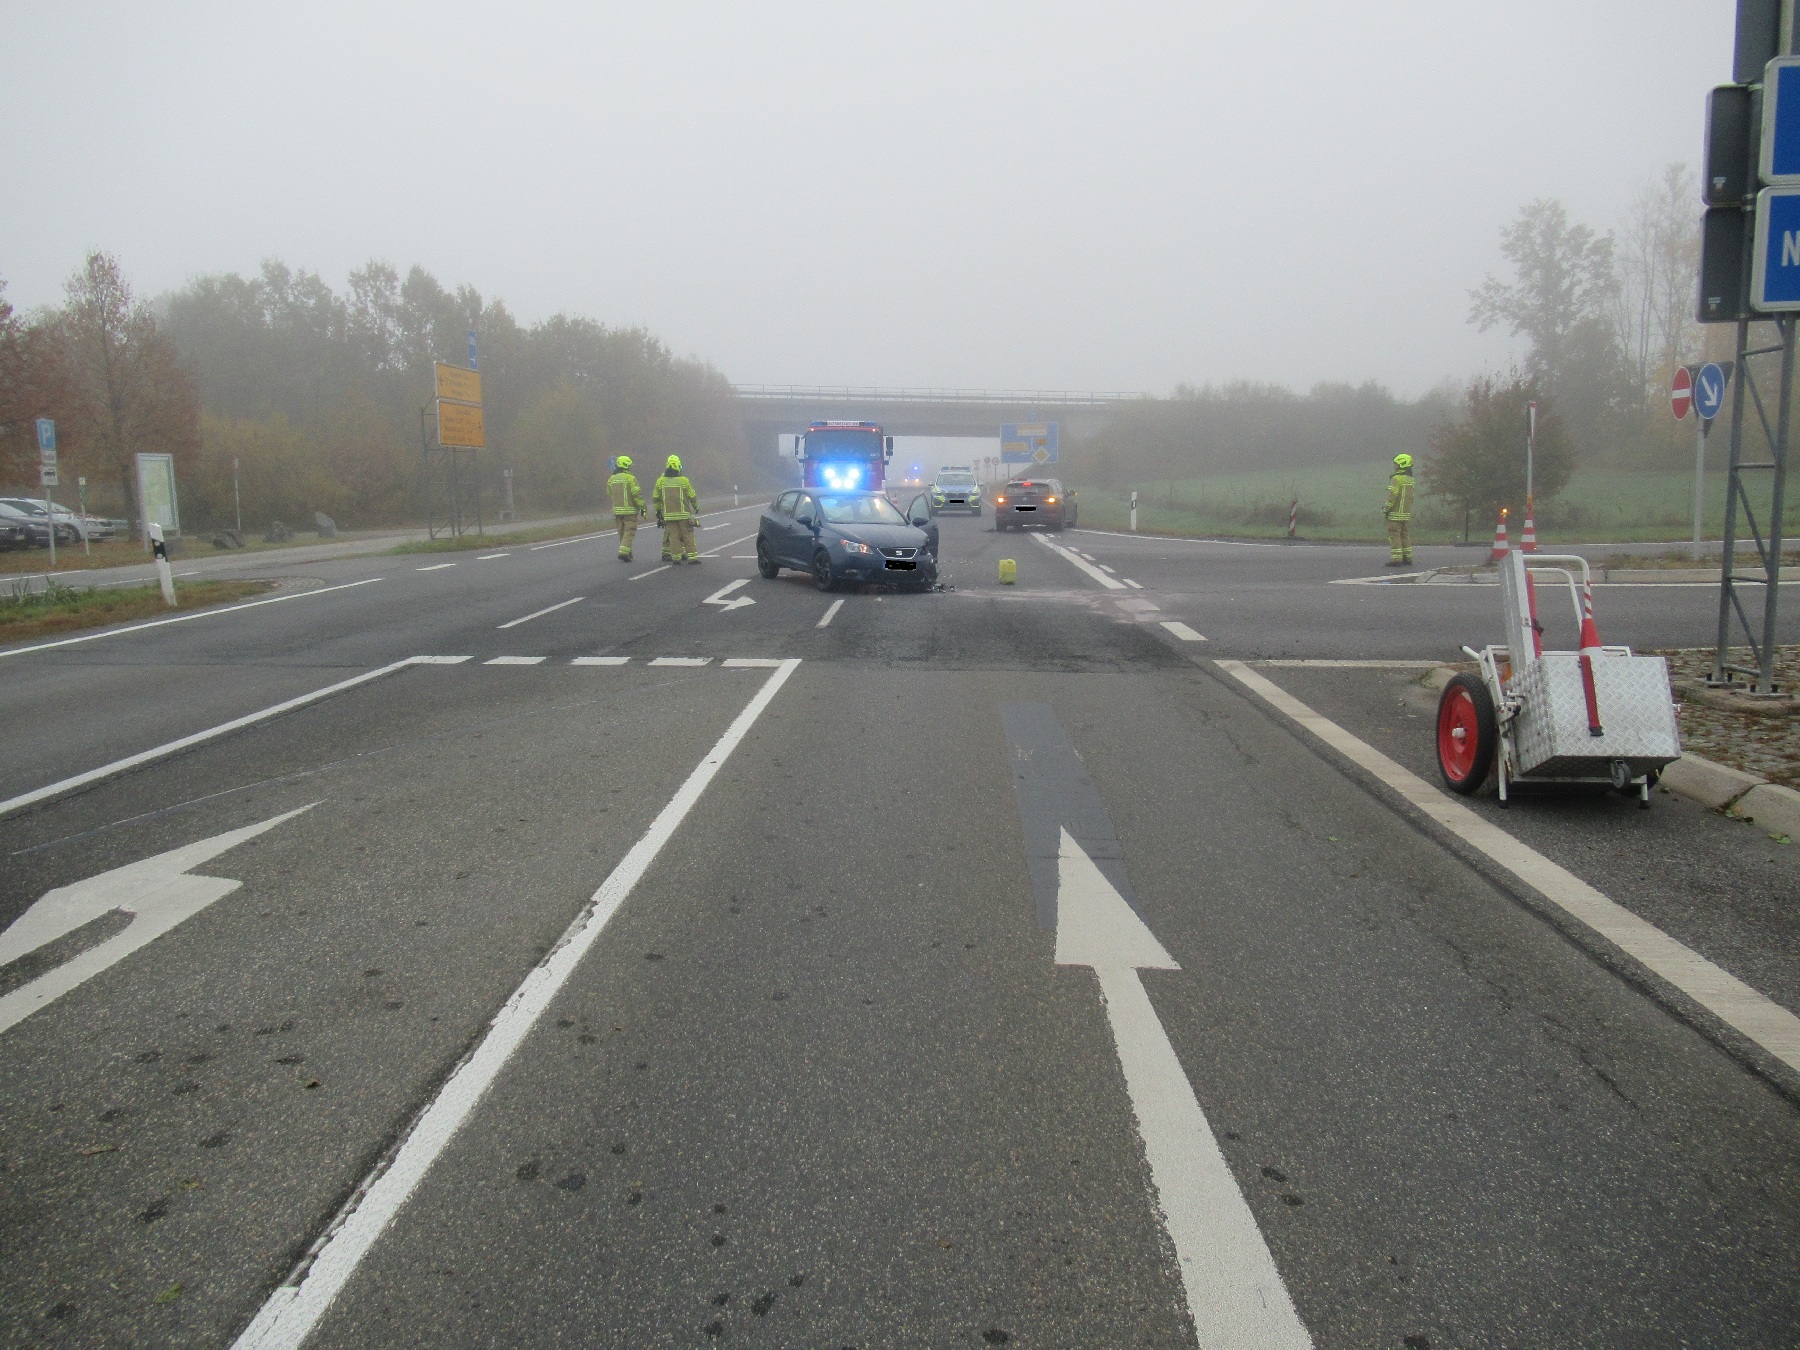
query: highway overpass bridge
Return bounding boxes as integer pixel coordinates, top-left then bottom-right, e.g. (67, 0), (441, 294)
(733, 385), (1148, 459)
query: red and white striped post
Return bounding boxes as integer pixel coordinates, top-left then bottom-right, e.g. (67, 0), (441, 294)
(1287, 497), (1298, 540)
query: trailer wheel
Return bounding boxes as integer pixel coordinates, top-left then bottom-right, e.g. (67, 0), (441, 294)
(1437, 674), (1496, 794)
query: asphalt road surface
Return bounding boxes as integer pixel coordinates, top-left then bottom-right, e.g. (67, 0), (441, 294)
(3, 508), (1798, 1349)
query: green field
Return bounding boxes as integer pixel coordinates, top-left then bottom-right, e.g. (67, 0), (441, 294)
(1067, 464), (1800, 545)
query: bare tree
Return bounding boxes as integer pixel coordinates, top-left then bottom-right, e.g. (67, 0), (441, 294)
(1613, 164), (1702, 408)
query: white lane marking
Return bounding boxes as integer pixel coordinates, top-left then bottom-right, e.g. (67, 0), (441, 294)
(0, 577), (384, 661)
(415, 563), (457, 572)
(529, 531), (610, 551)
(1218, 660), (1800, 1075)
(1118, 598), (1161, 613)
(699, 532), (758, 558)
(0, 657), (426, 820)
(1072, 527), (1288, 548)
(1123, 578), (1144, 589)
(1160, 621), (1206, 641)
(723, 658), (784, 667)
(730, 555), (757, 560)
(817, 598), (845, 628)
(484, 656), (546, 666)
(629, 565), (672, 581)
(1054, 830), (1311, 1346)
(570, 656), (630, 666)
(410, 656), (472, 665)
(1028, 532), (1127, 590)
(1259, 659), (1440, 668)
(1099, 563), (1117, 573)
(496, 597), (584, 629)
(231, 660), (804, 1350)
(0, 806), (316, 1035)
(702, 578), (755, 612)
(649, 656), (711, 666)
(476, 552), (511, 560)
(701, 523), (730, 530)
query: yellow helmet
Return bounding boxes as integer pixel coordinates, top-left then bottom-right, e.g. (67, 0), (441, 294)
(1393, 453), (1413, 469)
(616, 455), (632, 469)
(666, 455), (682, 471)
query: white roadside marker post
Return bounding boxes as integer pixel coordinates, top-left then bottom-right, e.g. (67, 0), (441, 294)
(149, 521), (176, 607)
(1130, 489), (1138, 533)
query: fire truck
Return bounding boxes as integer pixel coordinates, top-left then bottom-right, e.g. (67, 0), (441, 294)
(791, 421), (894, 493)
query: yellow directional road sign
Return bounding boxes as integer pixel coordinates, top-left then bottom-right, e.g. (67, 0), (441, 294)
(438, 400), (486, 448)
(435, 362), (482, 404)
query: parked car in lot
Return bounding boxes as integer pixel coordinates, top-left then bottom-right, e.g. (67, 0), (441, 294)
(0, 496), (120, 541)
(756, 488), (939, 591)
(0, 514), (29, 550)
(992, 478), (1077, 531)
(0, 500), (79, 547)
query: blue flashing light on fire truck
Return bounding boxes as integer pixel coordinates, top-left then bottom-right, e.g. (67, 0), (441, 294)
(791, 421), (894, 493)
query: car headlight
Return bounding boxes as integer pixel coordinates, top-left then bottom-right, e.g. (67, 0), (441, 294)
(840, 538), (870, 554)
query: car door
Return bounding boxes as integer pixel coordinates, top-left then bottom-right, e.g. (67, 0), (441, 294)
(905, 494), (939, 558)
(787, 493), (819, 564)
(763, 491), (797, 561)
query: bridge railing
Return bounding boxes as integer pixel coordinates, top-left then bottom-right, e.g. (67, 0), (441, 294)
(731, 384), (1149, 406)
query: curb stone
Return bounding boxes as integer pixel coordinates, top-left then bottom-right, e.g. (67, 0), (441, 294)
(1658, 755), (1767, 811)
(1730, 783), (1800, 841)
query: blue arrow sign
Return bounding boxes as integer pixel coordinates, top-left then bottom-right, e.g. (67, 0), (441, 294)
(35, 418), (54, 452)
(1694, 362), (1729, 421)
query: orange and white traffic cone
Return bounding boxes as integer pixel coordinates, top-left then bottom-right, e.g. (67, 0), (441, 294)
(1488, 507), (1510, 561)
(1521, 510), (1537, 553)
(1578, 581), (1605, 737)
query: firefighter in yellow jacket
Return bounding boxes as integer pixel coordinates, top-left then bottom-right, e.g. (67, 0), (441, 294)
(652, 456), (700, 563)
(607, 455), (645, 562)
(1383, 453), (1415, 566)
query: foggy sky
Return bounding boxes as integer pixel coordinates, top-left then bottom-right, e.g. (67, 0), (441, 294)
(2, 1), (1735, 397)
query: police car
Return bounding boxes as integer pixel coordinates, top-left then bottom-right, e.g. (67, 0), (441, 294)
(929, 467), (982, 515)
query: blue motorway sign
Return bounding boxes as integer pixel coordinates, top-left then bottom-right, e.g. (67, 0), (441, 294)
(1694, 362), (1730, 421)
(467, 329), (479, 370)
(1000, 422), (1059, 465)
(1763, 58), (1800, 183)
(1751, 186), (1800, 309)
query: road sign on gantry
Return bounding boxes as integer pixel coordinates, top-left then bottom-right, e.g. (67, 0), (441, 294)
(1750, 187), (1800, 310)
(1761, 58), (1800, 184)
(1000, 422), (1059, 465)
(1671, 366), (1692, 420)
(1695, 362), (1730, 421)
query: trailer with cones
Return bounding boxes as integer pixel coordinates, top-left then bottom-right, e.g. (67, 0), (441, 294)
(1435, 549), (1682, 806)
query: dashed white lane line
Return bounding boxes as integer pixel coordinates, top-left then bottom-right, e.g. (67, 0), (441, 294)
(1099, 563), (1117, 573)
(570, 656), (630, 666)
(1160, 621), (1206, 641)
(415, 563), (457, 572)
(701, 522), (730, 530)
(1123, 578), (1144, 589)
(0, 655), (425, 818)
(411, 656), (472, 665)
(629, 565), (673, 580)
(0, 577), (384, 661)
(1259, 659), (1440, 668)
(649, 656), (711, 666)
(1071, 527), (1289, 548)
(731, 555), (757, 560)
(476, 552), (511, 560)
(231, 660), (806, 1350)
(723, 658), (784, 667)
(817, 598), (845, 628)
(529, 531), (610, 551)
(1218, 660), (1800, 1077)
(484, 656), (546, 666)
(1029, 532), (1127, 590)
(496, 597), (584, 629)
(700, 532), (758, 558)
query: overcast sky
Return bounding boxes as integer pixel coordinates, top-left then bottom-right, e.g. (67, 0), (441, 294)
(3, 1), (1736, 397)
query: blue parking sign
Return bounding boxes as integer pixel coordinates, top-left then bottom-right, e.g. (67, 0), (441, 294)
(36, 418), (54, 452)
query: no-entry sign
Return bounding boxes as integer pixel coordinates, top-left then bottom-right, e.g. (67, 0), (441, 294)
(1671, 365), (1693, 420)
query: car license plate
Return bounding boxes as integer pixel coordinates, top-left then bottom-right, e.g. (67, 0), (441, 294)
(884, 559), (916, 570)
(1016, 505), (1037, 511)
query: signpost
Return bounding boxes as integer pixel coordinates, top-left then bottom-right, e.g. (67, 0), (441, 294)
(1001, 422), (1059, 465)
(431, 360), (486, 538)
(1690, 361), (1732, 548)
(36, 419), (57, 566)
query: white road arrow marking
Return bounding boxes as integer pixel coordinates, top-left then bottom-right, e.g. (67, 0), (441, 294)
(1054, 828), (1311, 1348)
(702, 578), (755, 611)
(0, 805), (316, 1035)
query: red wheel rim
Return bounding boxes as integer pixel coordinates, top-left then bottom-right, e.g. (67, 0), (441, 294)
(1438, 687), (1479, 782)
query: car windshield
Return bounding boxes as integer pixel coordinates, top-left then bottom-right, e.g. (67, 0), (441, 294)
(1, 499), (47, 517)
(937, 471), (975, 484)
(817, 494), (906, 526)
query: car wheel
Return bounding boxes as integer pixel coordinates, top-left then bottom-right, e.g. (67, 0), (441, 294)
(811, 549), (838, 592)
(756, 537), (780, 579)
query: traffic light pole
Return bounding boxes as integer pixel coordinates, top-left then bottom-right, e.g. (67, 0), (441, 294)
(1710, 314), (1793, 693)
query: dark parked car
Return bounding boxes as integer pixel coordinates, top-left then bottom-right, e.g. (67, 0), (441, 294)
(756, 489), (939, 591)
(992, 478), (1076, 531)
(0, 501), (78, 548)
(0, 515), (28, 550)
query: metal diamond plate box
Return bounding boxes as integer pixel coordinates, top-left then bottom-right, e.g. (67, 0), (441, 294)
(1511, 653), (1682, 779)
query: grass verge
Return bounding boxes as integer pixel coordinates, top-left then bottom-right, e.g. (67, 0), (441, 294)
(0, 578), (274, 644)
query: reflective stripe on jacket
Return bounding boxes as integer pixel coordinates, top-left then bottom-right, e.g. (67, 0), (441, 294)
(1384, 470), (1414, 521)
(607, 471), (643, 515)
(653, 473), (697, 520)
